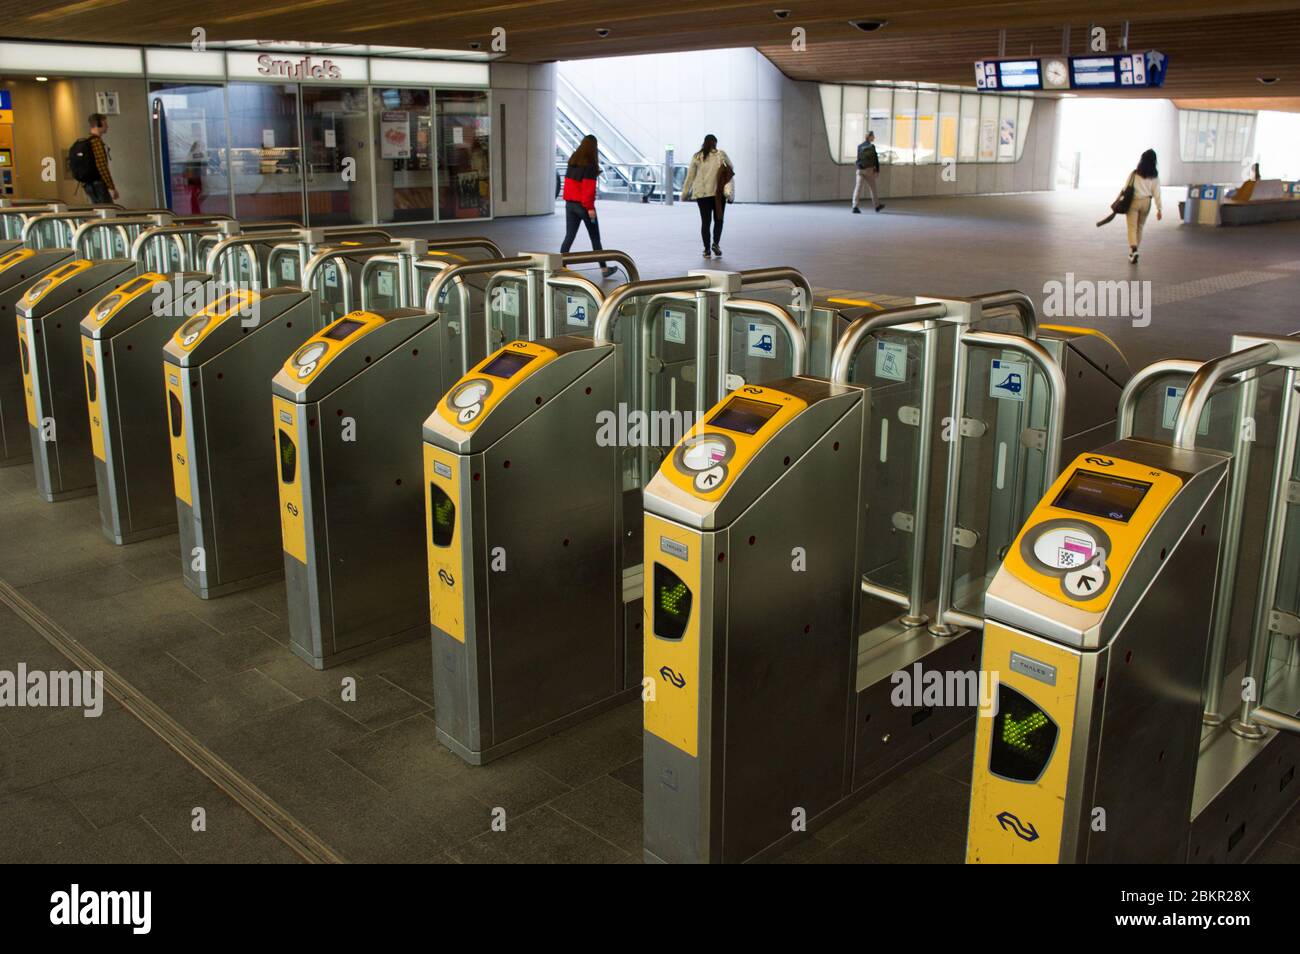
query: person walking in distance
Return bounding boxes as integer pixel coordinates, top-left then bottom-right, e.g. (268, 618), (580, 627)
(852, 131), (884, 213)
(559, 135), (615, 277)
(681, 134), (734, 257)
(1125, 149), (1162, 264)
(74, 113), (119, 204)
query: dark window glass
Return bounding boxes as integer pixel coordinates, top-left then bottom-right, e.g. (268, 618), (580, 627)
(85, 362), (97, 403)
(168, 392), (183, 439)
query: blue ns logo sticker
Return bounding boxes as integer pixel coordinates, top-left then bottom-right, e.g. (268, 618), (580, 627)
(996, 810), (1039, 842)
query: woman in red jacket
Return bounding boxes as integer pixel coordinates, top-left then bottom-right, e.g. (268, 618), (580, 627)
(560, 135), (615, 277)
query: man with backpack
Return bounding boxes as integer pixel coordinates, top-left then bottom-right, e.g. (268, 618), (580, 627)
(69, 113), (118, 204)
(852, 130), (884, 214)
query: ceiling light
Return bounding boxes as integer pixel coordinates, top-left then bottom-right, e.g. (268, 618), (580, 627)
(849, 20), (888, 32)
(1256, 76), (1281, 85)
(35, 76), (48, 81)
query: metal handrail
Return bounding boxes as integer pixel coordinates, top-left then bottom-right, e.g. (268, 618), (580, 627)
(558, 249), (640, 283)
(1116, 358), (1205, 439)
(1174, 343), (1280, 450)
(131, 223), (227, 273)
(483, 269), (531, 345)
(412, 259), (473, 353)
(205, 231), (304, 289)
(973, 290), (1037, 338)
(738, 267), (814, 331)
(930, 329), (1066, 637)
(21, 209), (114, 247)
(424, 257), (535, 373)
(72, 215), (169, 260)
(594, 276), (713, 346)
(830, 302), (949, 384)
(717, 298), (807, 383)
(300, 244), (408, 316)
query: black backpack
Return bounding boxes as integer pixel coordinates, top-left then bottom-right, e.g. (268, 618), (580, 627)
(68, 138), (97, 183)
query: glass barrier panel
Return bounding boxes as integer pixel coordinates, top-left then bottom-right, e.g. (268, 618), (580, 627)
(552, 287), (598, 339)
(1262, 398), (1300, 709)
(487, 275), (528, 348)
(364, 262), (402, 312)
(857, 327), (930, 625)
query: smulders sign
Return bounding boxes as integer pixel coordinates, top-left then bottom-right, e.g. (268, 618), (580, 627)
(258, 54), (343, 80)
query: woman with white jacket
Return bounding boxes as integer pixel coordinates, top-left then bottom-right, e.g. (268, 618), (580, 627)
(681, 134), (734, 258)
(1125, 149), (1163, 263)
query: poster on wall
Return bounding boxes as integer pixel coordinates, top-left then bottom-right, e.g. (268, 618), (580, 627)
(999, 117), (1016, 158)
(380, 111), (411, 159)
(979, 118), (997, 159)
(95, 91), (120, 115)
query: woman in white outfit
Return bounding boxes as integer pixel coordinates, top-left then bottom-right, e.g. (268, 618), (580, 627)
(680, 134), (734, 257)
(1125, 149), (1162, 263)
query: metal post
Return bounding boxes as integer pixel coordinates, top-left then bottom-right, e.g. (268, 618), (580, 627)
(525, 269), (539, 340)
(694, 290), (709, 415)
(903, 328), (939, 626)
(1233, 369), (1300, 739)
(930, 337), (971, 637)
(664, 148), (674, 207)
(1203, 374), (1259, 725)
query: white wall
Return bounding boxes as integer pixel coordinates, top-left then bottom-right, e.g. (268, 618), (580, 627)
(560, 50), (1061, 203)
(490, 61), (557, 217)
(1059, 97), (1256, 189)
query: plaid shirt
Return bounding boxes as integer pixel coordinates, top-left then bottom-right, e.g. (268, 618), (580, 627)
(89, 135), (115, 190)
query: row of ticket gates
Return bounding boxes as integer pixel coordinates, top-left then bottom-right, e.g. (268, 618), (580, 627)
(2, 197), (1299, 865)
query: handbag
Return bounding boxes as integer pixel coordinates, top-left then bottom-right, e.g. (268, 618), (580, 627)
(715, 162), (735, 216)
(1097, 173), (1136, 227)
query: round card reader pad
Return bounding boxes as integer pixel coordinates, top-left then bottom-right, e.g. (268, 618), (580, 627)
(1019, 517), (1113, 602)
(449, 377), (493, 425)
(292, 341), (328, 379)
(673, 432), (736, 494)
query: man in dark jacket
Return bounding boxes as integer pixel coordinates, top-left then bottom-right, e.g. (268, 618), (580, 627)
(852, 131), (884, 213)
(82, 113), (119, 204)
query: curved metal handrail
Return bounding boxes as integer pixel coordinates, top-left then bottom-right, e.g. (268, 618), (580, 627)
(1174, 343), (1280, 450)
(22, 209), (113, 247)
(205, 231), (304, 288)
(738, 267), (813, 330)
(424, 257), (535, 373)
(131, 223), (227, 273)
(594, 276), (713, 346)
(1115, 358), (1205, 440)
(557, 249), (640, 283)
(72, 215), (167, 260)
(973, 289), (1037, 338)
(829, 302), (949, 384)
(718, 298), (808, 385)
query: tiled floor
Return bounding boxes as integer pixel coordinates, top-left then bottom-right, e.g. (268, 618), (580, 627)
(3, 190), (1300, 863)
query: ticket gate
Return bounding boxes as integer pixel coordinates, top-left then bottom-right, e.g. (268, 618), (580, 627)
(165, 287), (316, 597)
(16, 258), (136, 500)
(640, 294), (1132, 863)
(968, 333), (1300, 863)
(274, 307), (453, 669)
(966, 442), (1228, 862)
(1, 247), (75, 466)
(80, 271), (207, 543)
(424, 268), (809, 764)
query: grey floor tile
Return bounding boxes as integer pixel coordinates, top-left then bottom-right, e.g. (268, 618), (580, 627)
(54, 746), (213, 829)
(141, 789), (305, 864)
(320, 674), (430, 730)
(0, 783), (96, 858)
(548, 774), (643, 854)
(449, 805), (629, 864)
(329, 713), (456, 791)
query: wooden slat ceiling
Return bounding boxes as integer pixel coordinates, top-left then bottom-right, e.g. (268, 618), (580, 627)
(1, 0), (1298, 102)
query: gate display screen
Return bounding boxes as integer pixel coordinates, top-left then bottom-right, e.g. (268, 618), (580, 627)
(481, 351), (535, 379)
(707, 396), (780, 435)
(990, 684), (1058, 783)
(1051, 471), (1151, 523)
(323, 318), (365, 341)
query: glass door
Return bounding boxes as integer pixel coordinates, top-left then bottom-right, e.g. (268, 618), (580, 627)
(436, 89), (491, 219)
(302, 85), (372, 226)
(227, 82), (304, 224)
(372, 87), (434, 223)
(149, 82), (232, 217)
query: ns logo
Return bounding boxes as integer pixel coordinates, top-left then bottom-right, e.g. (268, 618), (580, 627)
(438, 568), (455, 588)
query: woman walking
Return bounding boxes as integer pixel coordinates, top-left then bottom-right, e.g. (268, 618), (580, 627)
(681, 134), (734, 258)
(560, 135), (615, 277)
(1124, 149), (1162, 263)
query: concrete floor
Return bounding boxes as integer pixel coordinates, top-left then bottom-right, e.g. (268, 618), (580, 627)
(3, 189), (1300, 863)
